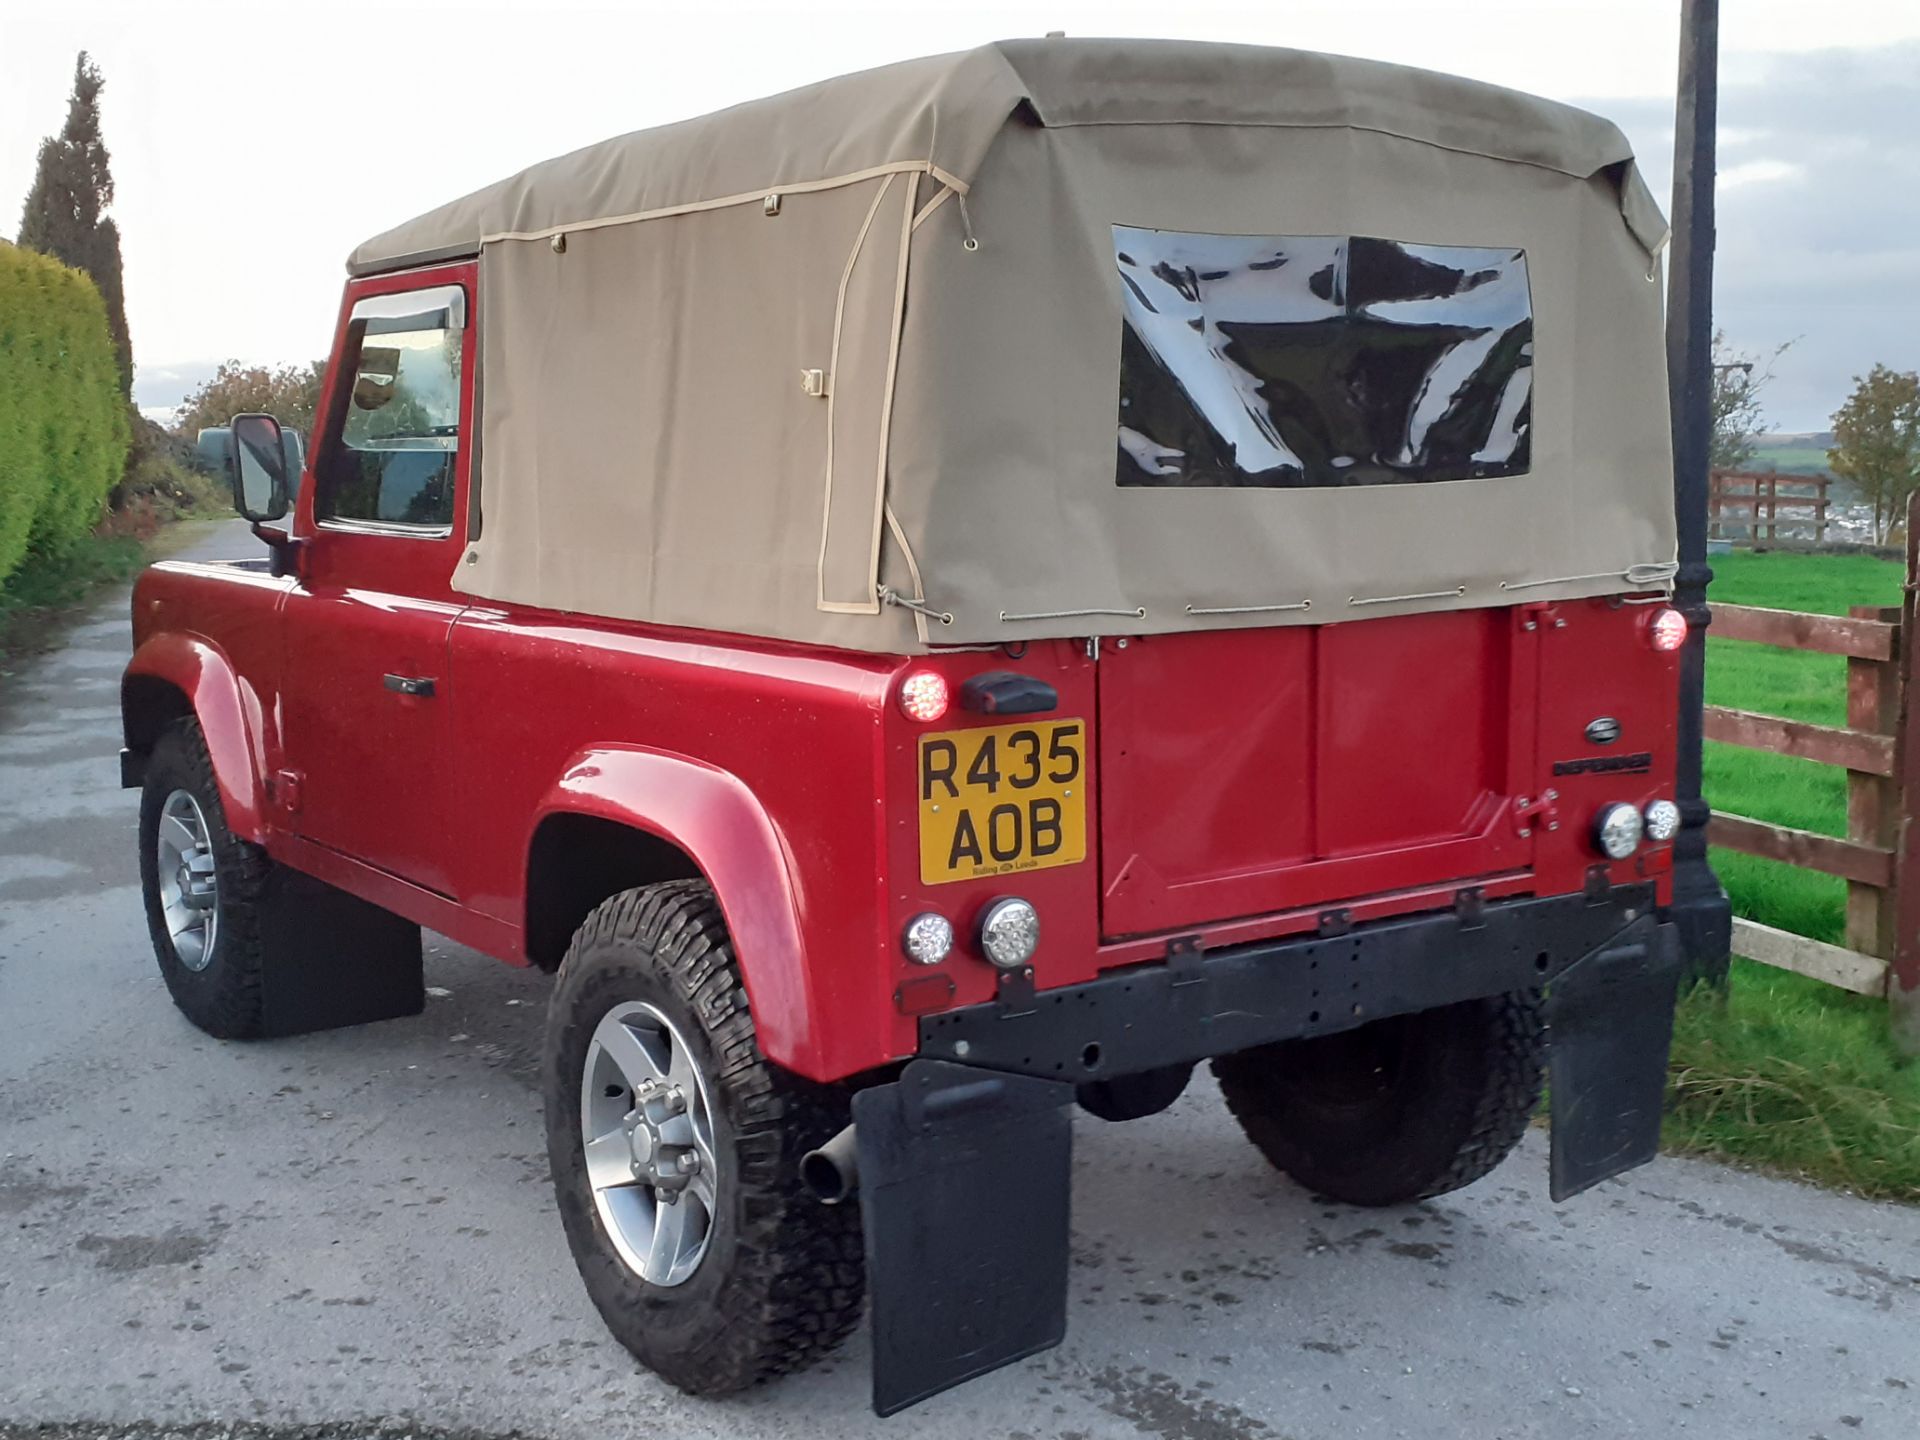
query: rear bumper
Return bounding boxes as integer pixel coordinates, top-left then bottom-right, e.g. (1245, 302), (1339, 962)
(917, 884), (1662, 1078)
(855, 884), (1682, 1414)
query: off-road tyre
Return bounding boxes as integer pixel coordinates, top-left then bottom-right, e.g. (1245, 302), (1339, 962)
(138, 717), (273, 1038)
(544, 880), (864, 1395)
(1211, 991), (1545, 1207)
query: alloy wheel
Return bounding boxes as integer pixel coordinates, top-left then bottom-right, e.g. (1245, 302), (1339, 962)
(579, 1000), (721, 1286)
(155, 788), (219, 971)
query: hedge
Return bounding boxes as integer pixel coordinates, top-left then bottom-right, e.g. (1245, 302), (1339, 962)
(0, 241), (129, 589)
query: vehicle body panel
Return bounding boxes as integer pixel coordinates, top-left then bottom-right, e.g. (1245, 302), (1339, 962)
(125, 566), (292, 843)
(449, 607), (900, 1079)
(280, 590), (463, 896)
(276, 260), (478, 899)
(1096, 610), (1535, 937)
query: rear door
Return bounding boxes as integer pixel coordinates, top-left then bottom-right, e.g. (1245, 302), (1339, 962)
(279, 267), (476, 898)
(1096, 609), (1538, 938)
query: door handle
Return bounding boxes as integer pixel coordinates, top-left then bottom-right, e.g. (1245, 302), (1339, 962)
(382, 673), (437, 698)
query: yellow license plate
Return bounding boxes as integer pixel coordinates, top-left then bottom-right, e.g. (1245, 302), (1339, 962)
(918, 719), (1087, 885)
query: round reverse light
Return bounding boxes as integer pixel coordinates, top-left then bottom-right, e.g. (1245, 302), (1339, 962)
(1648, 606), (1688, 653)
(902, 912), (954, 966)
(1644, 798), (1681, 843)
(1593, 802), (1645, 860)
(899, 670), (950, 723)
(979, 897), (1040, 970)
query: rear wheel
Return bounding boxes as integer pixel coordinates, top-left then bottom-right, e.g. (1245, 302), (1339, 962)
(544, 880), (864, 1395)
(1212, 991), (1545, 1206)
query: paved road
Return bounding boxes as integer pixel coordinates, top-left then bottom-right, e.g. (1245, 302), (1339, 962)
(2, 522), (1917, 1440)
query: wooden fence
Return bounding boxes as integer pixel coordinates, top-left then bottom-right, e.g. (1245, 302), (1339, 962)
(1709, 469), (1831, 544)
(1707, 492), (1920, 1053)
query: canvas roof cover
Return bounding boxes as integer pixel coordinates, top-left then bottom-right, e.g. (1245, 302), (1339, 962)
(351, 38), (1676, 652)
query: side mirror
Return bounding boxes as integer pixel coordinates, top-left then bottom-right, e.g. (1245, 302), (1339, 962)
(229, 412), (291, 523)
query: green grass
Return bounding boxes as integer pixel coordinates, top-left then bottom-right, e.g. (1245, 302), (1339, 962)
(1672, 547), (1920, 1200)
(1667, 963), (1920, 1198)
(1702, 551), (1902, 946)
(0, 533), (147, 646)
(1742, 443), (1832, 476)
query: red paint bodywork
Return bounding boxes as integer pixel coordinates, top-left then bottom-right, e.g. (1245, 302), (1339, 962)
(125, 263), (1680, 1083)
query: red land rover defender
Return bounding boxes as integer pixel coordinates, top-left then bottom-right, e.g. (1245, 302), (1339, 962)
(121, 40), (1720, 1415)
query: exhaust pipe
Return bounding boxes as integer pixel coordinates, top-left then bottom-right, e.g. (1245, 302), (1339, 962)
(800, 1123), (859, 1204)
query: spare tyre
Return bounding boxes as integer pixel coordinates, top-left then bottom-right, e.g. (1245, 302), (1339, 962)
(1211, 991), (1546, 1206)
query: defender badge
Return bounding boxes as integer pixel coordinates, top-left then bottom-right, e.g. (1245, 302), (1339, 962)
(1585, 716), (1622, 745)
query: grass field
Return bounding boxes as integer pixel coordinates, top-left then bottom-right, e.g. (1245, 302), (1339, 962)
(1741, 443), (1831, 477)
(1702, 551), (1902, 944)
(1669, 548), (1920, 1200)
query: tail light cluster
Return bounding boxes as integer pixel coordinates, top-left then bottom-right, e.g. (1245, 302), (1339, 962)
(903, 898), (1041, 970)
(898, 670), (950, 722)
(1647, 606), (1688, 653)
(901, 912), (955, 965)
(1592, 797), (1682, 859)
(897, 665), (1048, 972)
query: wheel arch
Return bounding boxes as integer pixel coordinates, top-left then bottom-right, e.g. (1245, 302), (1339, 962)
(123, 634), (270, 843)
(528, 746), (825, 1078)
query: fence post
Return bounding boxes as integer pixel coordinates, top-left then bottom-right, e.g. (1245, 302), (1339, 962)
(1890, 492), (1920, 1054)
(1815, 474), (1828, 545)
(1846, 604), (1902, 959)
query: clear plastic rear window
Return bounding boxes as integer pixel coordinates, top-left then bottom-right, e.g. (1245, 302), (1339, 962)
(1115, 227), (1533, 488)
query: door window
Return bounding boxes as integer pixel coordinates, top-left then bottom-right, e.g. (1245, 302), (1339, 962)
(317, 285), (465, 530)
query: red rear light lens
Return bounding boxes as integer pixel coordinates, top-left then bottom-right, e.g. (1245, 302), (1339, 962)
(899, 671), (950, 722)
(1648, 606), (1688, 652)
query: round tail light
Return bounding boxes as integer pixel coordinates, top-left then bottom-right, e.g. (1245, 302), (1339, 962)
(1593, 802), (1645, 860)
(1648, 606), (1688, 653)
(979, 897), (1040, 970)
(898, 671), (950, 723)
(901, 912), (955, 965)
(1644, 798), (1681, 843)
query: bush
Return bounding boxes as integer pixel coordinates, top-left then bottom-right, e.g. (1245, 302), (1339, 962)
(123, 412), (225, 516)
(0, 241), (130, 589)
(125, 451), (225, 517)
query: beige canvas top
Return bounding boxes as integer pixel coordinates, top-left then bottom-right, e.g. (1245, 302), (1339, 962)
(350, 39), (1676, 652)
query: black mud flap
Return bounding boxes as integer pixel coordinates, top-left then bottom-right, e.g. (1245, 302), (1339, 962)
(1547, 918), (1682, 1201)
(851, 1059), (1075, 1416)
(255, 867), (423, 1037)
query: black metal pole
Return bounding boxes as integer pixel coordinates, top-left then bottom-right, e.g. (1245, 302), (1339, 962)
(1666, 0), (1733, 983)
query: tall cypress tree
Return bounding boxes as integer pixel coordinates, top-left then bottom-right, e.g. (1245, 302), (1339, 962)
(18, 52), (131, 397)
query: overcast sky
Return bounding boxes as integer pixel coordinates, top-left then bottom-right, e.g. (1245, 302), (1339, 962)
(3, 0), (1916, 432)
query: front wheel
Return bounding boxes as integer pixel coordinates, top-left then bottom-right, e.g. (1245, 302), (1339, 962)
(1212, 991), (1546, 1206)
(138, 718), (273, 1038)
(543, 880), (864, 1395)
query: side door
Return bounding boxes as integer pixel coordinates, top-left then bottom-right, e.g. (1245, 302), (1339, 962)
(278, 266), (476, 898)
